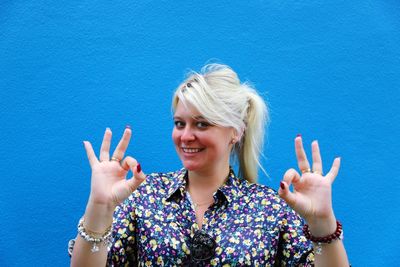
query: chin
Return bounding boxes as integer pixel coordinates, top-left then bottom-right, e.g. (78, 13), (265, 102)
(181, 161), (203, 171)
(182, 164), (199, 171)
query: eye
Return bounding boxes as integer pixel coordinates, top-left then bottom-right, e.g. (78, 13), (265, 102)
(196, 121), (211, 129)
(174, 120), (185, 129)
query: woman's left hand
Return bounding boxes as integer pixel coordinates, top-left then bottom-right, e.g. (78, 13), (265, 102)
(279, 136), (341, 235)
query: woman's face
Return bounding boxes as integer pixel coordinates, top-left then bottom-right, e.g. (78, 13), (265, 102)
(172, 101), (235, 173)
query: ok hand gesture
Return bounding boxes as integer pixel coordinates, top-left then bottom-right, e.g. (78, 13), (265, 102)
(279, 136), (341, 234)
(83, 127), (146, 209)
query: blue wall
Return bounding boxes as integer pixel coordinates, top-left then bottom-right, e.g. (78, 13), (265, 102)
(1, 1), (399, 266)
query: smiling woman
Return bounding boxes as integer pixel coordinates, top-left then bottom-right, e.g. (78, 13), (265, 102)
(69, 64), (349, 266)
(172, 103), (236, 175)
(172, 65), (268, 184)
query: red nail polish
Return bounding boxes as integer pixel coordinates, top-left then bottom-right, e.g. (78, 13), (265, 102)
(296, 134), (302, 138)
(136, 164), (141, 173)
(280, 182), (285, 190)
(126, 125), (131, 129)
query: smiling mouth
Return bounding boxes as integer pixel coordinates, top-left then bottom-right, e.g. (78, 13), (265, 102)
(181, 147), (204, 153)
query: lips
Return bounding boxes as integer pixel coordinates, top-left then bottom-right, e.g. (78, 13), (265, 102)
(181, 147), (204, 153)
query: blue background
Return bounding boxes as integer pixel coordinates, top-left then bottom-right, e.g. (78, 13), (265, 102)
(1, 1), (399, 266)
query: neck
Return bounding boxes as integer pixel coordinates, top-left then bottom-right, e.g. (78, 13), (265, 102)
(187, 162), (230, 199)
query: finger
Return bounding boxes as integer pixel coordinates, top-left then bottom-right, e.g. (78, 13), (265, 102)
(120, 156), (138, 172)
(279, 181), (296, 208)
(311, 140), (323, 175)
(126, 163), (146, 193)
(112, 127), (132, 161)
(99, 128), (112, 162)
(295, 136), (311, 173)
(83, 141), (98, 166)
(282, 168), (302, 187)
(326, 157), (341, 183)
(279, 169), (301, 207)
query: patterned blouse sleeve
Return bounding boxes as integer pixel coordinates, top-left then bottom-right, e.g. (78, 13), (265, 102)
(276, 203), (315, 266)
(106, 195), (138, 266)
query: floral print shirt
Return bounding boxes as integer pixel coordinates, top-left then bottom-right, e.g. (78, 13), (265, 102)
(107, 168), (314, 266)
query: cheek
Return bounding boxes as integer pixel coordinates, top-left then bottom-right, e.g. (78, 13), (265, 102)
(212, 135), (231, 152)
(171, 129), (179, 145)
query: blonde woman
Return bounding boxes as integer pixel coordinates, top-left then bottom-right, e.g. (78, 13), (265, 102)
(70, 64), (349, 266)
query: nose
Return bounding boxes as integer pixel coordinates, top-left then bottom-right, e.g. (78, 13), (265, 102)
(181, 126), (195, 142)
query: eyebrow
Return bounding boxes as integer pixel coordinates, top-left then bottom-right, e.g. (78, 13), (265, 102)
(193, 115), (206, 120)
(173, 115), (206, 120)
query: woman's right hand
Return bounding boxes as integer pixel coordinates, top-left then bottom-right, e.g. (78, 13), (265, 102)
(83, 127), (146, 209)
(70, 127), (144, 265)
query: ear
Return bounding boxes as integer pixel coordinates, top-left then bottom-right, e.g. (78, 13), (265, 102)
(230, 128), (241, 144)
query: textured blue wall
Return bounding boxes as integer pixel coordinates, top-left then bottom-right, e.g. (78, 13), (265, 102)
(1, 1), (399, 266)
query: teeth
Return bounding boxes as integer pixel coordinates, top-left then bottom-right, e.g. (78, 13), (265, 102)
(182, 148), (202, 153)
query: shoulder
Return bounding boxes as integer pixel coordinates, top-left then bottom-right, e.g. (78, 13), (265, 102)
(237, 179), (290, 213)
(239, 180), (282, 203)
(238, 180), (306, 229)
(115, 169), (183, 216)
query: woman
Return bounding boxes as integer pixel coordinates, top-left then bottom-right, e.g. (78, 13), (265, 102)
(70, 64), (349, 266)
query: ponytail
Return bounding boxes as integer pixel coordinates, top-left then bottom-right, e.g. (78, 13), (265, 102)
(236, 88), (268, 182)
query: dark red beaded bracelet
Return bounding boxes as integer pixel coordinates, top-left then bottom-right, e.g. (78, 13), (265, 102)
(303, 220), (343, 244)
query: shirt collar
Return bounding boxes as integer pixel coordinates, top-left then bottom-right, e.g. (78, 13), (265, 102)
(166, 168), (187, 202)
(217, 167), (242, 203)
(165, 167), (243, 203)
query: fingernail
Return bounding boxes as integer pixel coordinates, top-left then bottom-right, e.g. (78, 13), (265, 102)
(126, 125), (131, 129)
(280, 182), (285, 190)
(136, 164), (141, 173)
(296, 134), (302, 138)
(106, 127), (111, 131)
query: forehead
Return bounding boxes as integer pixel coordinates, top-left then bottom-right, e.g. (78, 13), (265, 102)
(174, 101), (203, 119)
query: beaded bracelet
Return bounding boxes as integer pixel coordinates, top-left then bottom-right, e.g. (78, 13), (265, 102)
(77, 217), (113, 253)
(303, 220), (344, 255)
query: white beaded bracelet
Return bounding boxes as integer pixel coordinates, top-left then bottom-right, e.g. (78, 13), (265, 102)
(77, 217), (113, 253)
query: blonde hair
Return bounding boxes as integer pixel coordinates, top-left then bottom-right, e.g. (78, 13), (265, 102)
(172, 64), (268, 182)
